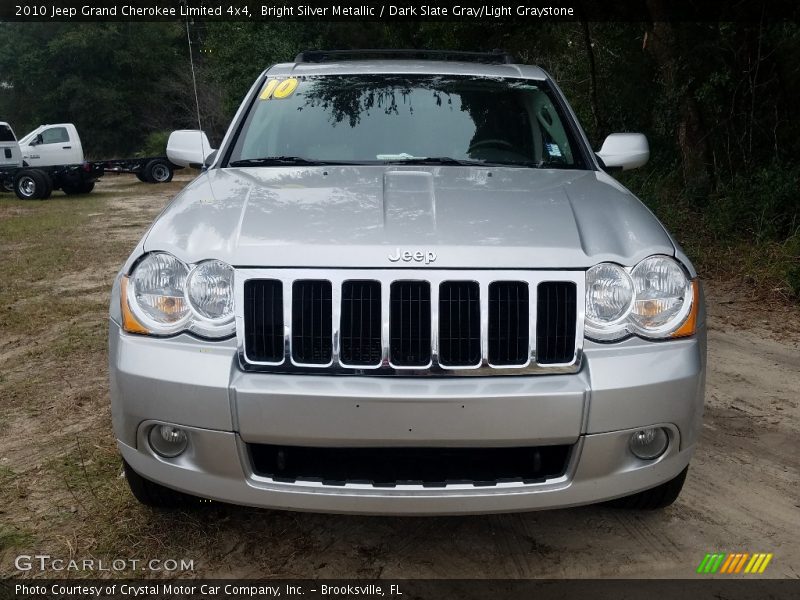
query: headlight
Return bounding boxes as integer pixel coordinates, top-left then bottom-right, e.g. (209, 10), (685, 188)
(585, 255), (698, 341)
(186, 259), (234, 335)
(629, 256), (694, 338)
(585, 263), (634, 340)
(122, 252), (235, 338)
(128, 253), (190, 333)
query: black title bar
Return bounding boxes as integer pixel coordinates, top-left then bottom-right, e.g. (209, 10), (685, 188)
(3, 579), (800, 600)
(1, 0), (798, 22)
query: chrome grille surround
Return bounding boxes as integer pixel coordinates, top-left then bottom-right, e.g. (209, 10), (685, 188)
(235, 269), (585, 376)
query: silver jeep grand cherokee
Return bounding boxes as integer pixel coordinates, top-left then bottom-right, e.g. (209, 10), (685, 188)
(109, 50), (705, 514)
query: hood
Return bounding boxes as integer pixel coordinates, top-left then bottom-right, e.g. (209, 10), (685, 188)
(143, 166), (675, 269)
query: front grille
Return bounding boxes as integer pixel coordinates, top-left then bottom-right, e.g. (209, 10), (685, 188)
(438, 281), (480, 366)
(291, 280), (332, 364)
(389, 281), (431, 366)
(249, 443), (572, 487)
(536, 282), (578, 364)
(340, 280), (382, 366)
(488, 281), (530, 365)
(243, 279), (283, 362)
(240, 270), (582, 375)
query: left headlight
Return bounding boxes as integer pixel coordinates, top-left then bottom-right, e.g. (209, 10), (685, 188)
(121, 252), (235, 339)
(585, 255), (698, 341)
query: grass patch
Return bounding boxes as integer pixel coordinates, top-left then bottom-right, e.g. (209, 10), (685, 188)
(619, 166), (800, 300)
(0, 525), (35, 551)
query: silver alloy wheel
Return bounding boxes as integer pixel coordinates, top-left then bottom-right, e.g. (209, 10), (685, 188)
(151, 163), (170, 182)
(18, 175), (36, 198)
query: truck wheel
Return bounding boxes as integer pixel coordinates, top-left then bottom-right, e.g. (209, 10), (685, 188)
(135, 172), (149, 183)
(123, 460), (198, 509)
(144, 159), (173, 183)
(40, 171), (53, 199)
(14, 169), (49, 200)
(605, 467), (688, 510)
(62, 181), (95, 195)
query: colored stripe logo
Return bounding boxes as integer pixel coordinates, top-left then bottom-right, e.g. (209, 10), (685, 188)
(697, 553), (773, 574)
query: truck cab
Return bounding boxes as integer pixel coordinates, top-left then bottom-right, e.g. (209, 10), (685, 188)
(18, 123), (84, 167)
(0, 122), (22, 168)
(0, 121), (22, 192)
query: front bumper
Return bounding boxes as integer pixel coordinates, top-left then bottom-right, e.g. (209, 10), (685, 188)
(109, 318), (705, 515)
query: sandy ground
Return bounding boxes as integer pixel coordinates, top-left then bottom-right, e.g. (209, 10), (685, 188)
(0, 175), (798, 579)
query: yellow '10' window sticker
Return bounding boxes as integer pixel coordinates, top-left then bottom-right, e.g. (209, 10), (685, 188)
(260, 78), (299, 100)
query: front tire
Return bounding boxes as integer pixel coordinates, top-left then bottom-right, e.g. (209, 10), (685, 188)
(14, 169), (50, 200)
(143, 159), (173, 183)
(62, 180), (95, 195)
(606, 467), (688, 510)
(123, 460), (198, 509)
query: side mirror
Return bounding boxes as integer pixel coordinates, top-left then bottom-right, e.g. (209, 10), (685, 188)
(167, 130), (215, 168)
(31, 134), (43, 146)
(596, 133), (649, 171)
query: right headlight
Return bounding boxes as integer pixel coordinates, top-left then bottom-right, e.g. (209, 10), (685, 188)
(585, 255), (698, 341)
(121, 252), (235, 339)
(185, 259), (235, 337)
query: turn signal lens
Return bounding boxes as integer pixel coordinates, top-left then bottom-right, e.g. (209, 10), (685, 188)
(120, 277), (149, 334)
(670, 279), (700, 338)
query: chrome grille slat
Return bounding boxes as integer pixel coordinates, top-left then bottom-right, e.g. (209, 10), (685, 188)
(291, 280), (332, 365)
(340, 280), (381, 366)
(235, 269), (584, 376)
(389, 281), (432, 367)
(243, 279), (284, 363)
(536, 281), (578, 365)
(439, 281), (480, 367)
(488, 281), (530, 366)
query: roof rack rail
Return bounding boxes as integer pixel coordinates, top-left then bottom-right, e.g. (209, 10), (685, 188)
(294, 49), (517, 65)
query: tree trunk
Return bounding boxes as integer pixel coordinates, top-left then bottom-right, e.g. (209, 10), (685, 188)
(581, 20), (604, 139)
(645, 0), (711, 199)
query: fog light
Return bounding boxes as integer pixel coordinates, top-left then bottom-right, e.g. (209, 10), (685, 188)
(629, 427), (669, 460)
(149, 425), (188, 458)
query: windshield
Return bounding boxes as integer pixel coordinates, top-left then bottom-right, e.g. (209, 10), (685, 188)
(0, 124), (16, 143)
(227, 75), (587, 169)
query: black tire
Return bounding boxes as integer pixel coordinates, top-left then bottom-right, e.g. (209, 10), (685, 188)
(606, 467), (688, 510)
(136, 172), (149, 183)
(123, 460), (198, 509)
(14, 169), (48, 200)
(1, 178), (13, 193)
(40, 171), (53, 199)
(62, 180), (95, 195)
(144, 159), (173, 183)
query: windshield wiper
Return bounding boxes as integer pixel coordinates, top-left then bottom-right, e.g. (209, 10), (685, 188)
(379, 155), (551, 169)
(229, 156), (334, 167)
(380, 156), (489, 167)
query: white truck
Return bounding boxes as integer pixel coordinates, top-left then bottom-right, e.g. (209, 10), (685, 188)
(0, 122), (22, 191)
(0, 122), (183, 199)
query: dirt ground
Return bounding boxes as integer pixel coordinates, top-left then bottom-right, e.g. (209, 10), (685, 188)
(0, 175), (798, 579)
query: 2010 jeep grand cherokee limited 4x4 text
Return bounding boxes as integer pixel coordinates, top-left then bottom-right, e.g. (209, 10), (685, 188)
(109, 50), (705, 514)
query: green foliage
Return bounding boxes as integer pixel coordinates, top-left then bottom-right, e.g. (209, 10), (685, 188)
(0, 22), (185, 157)
(136, 130), (170, 157)
(707, 164), (800, 242)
